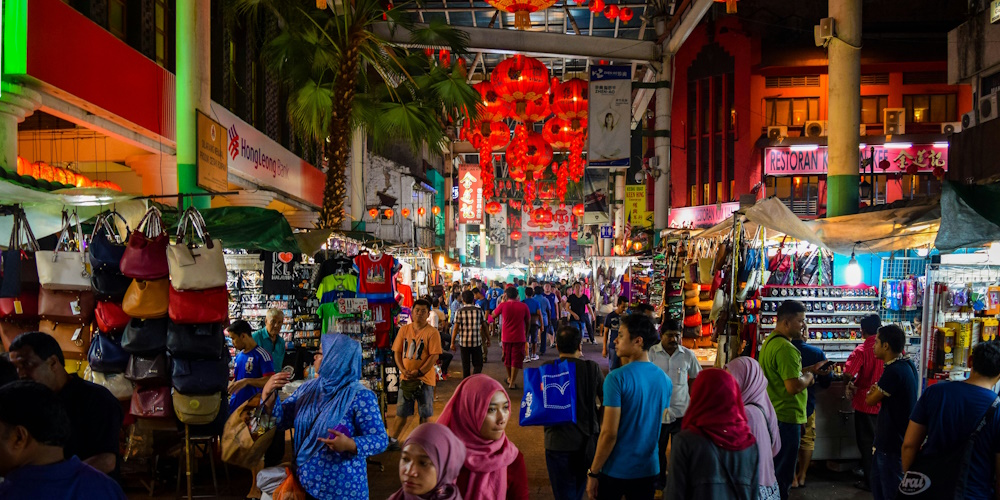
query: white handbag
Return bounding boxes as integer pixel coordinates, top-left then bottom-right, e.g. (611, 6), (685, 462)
(36, 211), (92, 291)
(166, 208), (226, 291)
(84, 365), (135, 401)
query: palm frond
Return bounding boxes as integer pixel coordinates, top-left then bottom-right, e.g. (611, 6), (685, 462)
(287, 79), (334, 142)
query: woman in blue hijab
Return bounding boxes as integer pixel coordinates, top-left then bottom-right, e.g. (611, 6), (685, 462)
(262, 333), (388, 499)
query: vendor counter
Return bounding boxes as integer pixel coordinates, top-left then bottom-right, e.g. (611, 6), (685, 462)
(811, 380), (861, 461)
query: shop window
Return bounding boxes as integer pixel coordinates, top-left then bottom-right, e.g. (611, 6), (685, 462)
(154, 0), (168, 67)
(903, 94), (957, 124)
(766, 176), (823, 217)
(765, 98), (820, 127)
(687, 74), (735, 206)
(109, 0), (126, 40)
(861, 96), (888, 124)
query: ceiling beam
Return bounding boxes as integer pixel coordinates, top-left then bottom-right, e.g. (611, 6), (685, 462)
(373, 22), (660, 63)
(664, 0), (715, 55)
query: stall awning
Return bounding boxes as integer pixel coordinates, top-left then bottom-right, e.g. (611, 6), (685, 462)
(699, 197), (830, 251)
(807, 200), (940, 255)
(935, 181), (1000, 253)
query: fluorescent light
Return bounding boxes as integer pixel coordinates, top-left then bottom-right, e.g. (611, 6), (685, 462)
(933, 142), (949, 148)
(790, 145), (819, 152)
(859, 143), (867, 149)
(884, 142), (912, 149)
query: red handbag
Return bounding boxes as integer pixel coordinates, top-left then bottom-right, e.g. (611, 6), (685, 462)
(129, 385), (173, 419)
(168, 286), (228, 324)
(95, 301), (130, 334)
(0, 292), (38, 319)
(120, 207), (169, 280)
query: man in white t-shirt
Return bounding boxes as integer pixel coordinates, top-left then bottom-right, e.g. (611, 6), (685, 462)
(647, 318), (701, 491)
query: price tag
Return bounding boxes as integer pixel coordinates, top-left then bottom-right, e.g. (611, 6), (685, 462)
(70, 300), (81, 316)
(338, 298), (369, 314)
(71, 327), (82, 342)
(13, 300), (22, 315)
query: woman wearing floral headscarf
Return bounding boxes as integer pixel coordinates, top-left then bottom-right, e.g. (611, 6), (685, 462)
(667, 368), (759, 500)
(262, 334), (388, 499)
(438, 374), (529, 500)
(726, 356), (782, 500)
(389, 423), (467, 500)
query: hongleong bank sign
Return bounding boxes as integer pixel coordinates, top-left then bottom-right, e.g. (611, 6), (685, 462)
(764, 144), (949, 176)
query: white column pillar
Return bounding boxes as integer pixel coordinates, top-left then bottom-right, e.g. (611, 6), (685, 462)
(127, 154), (179, 205)
(0, 83), (42, 172)
(826, 0), (862, 217)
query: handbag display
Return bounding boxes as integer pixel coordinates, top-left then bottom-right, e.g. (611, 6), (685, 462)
(121, 317), (169, 355)
(1, 208), (40, 298)
(95, 301), (130, 334)
(130, 385), (173, 418)
(172, 390), (223, 425)
(84, 366), (135, 401)
(167, 208), (226, 291)
(38, 320), (92, 361)
(39, 288), (95, 324)
(0, 319), (37, 350)
(91, 270), (132, 302)
(0, 291), (38, 319)
(88, 211), (129, 273)
(168, 286), (228, 325)
(222, 393), (277, 470)
(172, 355), (230, 394)
(119, 206), (169, 280)
(125, 352), (171, 384)
(122, 279), (169, 319)
(167, 322), (226, 360)
(87, 330), (130, 373)
(36, 211), (92, 291)
(519, 359), (577, 426)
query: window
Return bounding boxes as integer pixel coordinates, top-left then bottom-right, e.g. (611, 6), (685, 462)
(765, 98), (820, 127)
(687, 74), (735, 206)
(766, 176), (824, 217)
(903, 94), (957, 123)
(108, 0), (126, 40)
(861, 74), (890, 85)
(861, 96), (888, 124)
(765, 76), (820, 88)
(154, 0), (168, 66)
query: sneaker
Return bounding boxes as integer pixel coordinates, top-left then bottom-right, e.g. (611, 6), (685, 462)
(386, 438), (401, 452)
(532, 354), (540, 361)
(523, 356), (532, 363)
(549, 343), (556, 348)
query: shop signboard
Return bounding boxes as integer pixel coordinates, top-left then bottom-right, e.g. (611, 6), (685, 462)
(624, 185), (653, 229)
(764, 144), (948, 176)
(668, 202), (740, 229)
(588, 66), (632, 167)
(457, 164), (483, 224)
(992, 0), (1000, 23)
(196, 111), (228, 193)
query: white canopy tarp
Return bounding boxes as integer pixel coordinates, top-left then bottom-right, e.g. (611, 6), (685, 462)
(806, 202), (939, 256)
(0, 182), (137, 245)
(697, 197), (831, 251)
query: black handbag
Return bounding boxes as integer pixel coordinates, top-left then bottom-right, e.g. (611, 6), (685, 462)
(90, 270), (132, 302)
(124, 352), (171, 384)
(1, 208), (39, 298)
(166, 321), (226, 360)
(88, 212), (129, 274)
(121, 317), (169, 355)
(87, 330), (130, 373)
(172, 354), (230, 394)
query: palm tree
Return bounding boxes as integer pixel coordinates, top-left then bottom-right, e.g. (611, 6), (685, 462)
(230, 0), (479, 228)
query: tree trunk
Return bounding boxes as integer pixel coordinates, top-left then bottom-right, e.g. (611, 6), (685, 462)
(319, 29), (361, 229)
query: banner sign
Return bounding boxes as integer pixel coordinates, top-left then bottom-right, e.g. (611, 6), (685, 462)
(196, 111), (228, 192)
(582, 168), (610, 224)
(764, 144), (949, 176)
(624, 185), (653, 229)
(457, 164), (483, 224)
(465, 232), (481, 266)
(588, 66), (632, 167)
(668, 202), (740, 229)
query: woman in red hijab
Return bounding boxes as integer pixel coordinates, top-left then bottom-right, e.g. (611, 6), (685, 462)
(437, 375), (529, 500)
(667, 368), (759, 500)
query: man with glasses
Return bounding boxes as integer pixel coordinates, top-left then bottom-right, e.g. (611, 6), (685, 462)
(647, 318), (701, 493)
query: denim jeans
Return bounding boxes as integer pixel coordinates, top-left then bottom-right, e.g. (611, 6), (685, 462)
(571, 320), (588, 341)
(539, 323), (549, 355)
(775, 421), (802, 500)
(608, 344), (621, 370)
(545, 449), (589, 500)
(871, 450), (903, 500)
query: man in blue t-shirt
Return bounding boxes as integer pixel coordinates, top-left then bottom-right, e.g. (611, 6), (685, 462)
(602, 297), (628, 370)
(486, 281), (505, 312)
(534, 285), (551, 356)
(864, 324), (918, 500)
(791, 328), (832, 488)
(587, 314), (672, 499)
(523, 287), (543, 362)
(227, 320), (276, 413)
(903, 341), (1000, 500)
(542, 283), (560, 347)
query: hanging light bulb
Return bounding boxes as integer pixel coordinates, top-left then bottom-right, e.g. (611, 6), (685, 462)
(916, 246), (930, 257)
(845, 251), (863, 287)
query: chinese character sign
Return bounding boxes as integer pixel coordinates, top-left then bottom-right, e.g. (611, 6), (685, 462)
(457, 164), (483, 224)
(588, 66), (632, 167)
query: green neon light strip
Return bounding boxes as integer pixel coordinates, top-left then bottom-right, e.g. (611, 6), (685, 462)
(3, 0), (28, 76)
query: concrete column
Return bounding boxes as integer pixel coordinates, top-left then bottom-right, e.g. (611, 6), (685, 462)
(0, 83), (42, 172)
(175, 0), (211, 209)
(613, 170), (626, 240)
(127, 154), (178, 206)
(826, 0), (862, 217)
(654, 19), (672, 244)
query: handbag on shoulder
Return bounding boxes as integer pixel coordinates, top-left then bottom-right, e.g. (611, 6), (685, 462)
(167, 207), (226, 291)
(119, 206), (169, 280)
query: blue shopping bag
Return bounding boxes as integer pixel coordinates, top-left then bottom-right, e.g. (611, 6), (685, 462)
(519, 359), (577, 426)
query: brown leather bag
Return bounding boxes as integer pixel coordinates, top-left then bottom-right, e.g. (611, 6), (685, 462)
(39, 288), (95, 324)
(122, 279), (169, 319)
(130, 385), (173, 419)
(39, 320), (92, 361)
(0, 319), (38, 350)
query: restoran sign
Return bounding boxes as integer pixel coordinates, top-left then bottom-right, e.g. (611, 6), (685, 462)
(669, 202), (740, 229)
(764, 144), (948, 176)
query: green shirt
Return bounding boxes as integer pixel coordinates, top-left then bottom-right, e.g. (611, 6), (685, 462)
(759, 331), (807, 424)
(252, 327), (286, 371)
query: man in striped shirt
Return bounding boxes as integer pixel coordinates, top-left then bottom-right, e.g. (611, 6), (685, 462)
(451, 290), (491, 378)
(843, 313), (884, 492)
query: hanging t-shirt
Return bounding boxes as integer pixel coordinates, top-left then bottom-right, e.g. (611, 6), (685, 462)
(314, 254), (354, 282)
(317, 302), (354, 334)
(261, 251), (300, 295)
(354, 253), (399, 300)
(316, 274), (358, 303)
(368, 299), (396, 348)
(396, 282), (414, 308)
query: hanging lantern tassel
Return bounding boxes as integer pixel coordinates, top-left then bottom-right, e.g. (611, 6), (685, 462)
(480, 146), (495, 200)
(317, 0), (327, 9)
(726, 0), (737, 13)
(524, 180), (536, 207)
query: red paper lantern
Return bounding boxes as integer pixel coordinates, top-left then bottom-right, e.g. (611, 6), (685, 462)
(588, 0), (604, 13)
(534, 254), (542, 261)
(533, 206), (553, 224)
(492, 55), (550, 113)
(485, 0), (557, 29)
(543, 118), (584, 150)
(15, 156), (27, 176)
(384, 208), (395, 218)
(401, 208), (411, 218)
(619, 6), (633, 22)
(571, 231), (579, 240)
(603, 4), (619, 19)
(905, 163), (919, 176)
(465, 121), (511, 151)
(424, 48), (434, 58)
(508, 95), (550, 123)
(572, 203), (585, 217)
(510, 230), (523, 241)
(439, 49), (451, 67)
(520, 130), (553, 174)
(432, 206), (440, 215)
(485, 201), (503, 215)
(472, 81), (510, 124)
(551, 78), (588, 130)
(418, 207), (427, 216)
(368, 208), (380, 218)
(933, 166), (945, 180)
(878, 159), (891, 170)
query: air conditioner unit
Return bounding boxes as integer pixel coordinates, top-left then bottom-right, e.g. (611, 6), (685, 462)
(859, 124), (867, 136)
(962, 110), (977, 129)
(979, 92), (999, 123)
(767, 126), (787, 140)
(884, 108), (906, 135)
(804, 120), (827, 138)
(941, 121), (962, 135)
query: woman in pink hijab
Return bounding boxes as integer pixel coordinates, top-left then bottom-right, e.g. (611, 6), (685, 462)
(726, 356), (782, 500)
(390, 423), (467, 500)
(437, 375), (529, 500)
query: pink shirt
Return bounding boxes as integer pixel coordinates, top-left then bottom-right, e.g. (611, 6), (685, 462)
(844, 335), (884, 414)
(490, 300), (530, 344)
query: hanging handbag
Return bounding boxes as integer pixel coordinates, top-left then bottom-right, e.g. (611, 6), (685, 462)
(167, 208), (226, 291)
(88, 211), (129, 273)
(173, 390), (222, 425)
(0, 291), (38, 319)
(172, 355), (230, 394)
(1, 208), (40, 298)
(38, 320), (92, 361)
(121, 317), (169, 355)
(36, 211), (92, 291)
(0, 319), (36, 350)
(130, 385), (173, 418)
(95, 300), (130, 334)
(83, 366), (135, 401)
(119, 206), (169, 280)
(39, 288), (95, 324)
(87, 329), (130, 373)
(122, 279), (169, 319)
(91, 270), (132, 302)
(222, 393), (278, 470)
(167, 322), (226, 360)
(125, 352), (171, 384)
(168, 286), (228, 324)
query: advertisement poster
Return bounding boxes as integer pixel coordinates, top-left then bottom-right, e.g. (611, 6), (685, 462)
(588, 66), (632, 167)
(624, 185), (653, 229)
(465, 232), (481, 266)
(582, 168), (610, 224)
(457, 164), (483, 224)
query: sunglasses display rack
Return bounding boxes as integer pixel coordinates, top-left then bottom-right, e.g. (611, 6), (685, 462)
(760, 285), (880, 361)
(226, 259), (323, 349)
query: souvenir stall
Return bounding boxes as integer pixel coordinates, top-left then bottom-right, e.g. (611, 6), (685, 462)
(591, 256), (635, 315)
(391, 247), (432, 303)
